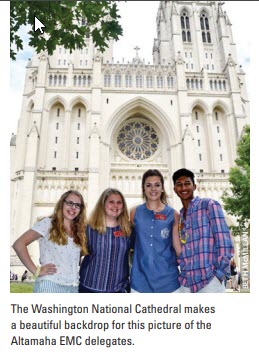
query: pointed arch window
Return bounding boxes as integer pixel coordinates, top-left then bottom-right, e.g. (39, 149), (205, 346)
(104, 72), (111, 87)
(73, 75), (77, 86)
(83, 75), (86, 86)
(167, 75), (173, 88)
(200, 12), (211, 43)
(78, 75), (82, 86)
(49, 75), (53, 86)
(63, 75), (67, 86)
(181, 12), (191, 42)
(125, 72), (132, 87)
(157, 75), (163, 88)
(115, 72), (121, 87)
(146, 74), (153, 88)
(54, 75), (57, 86)
(58, 75), (62, 86)
(136, 73), (143, 88)
(87, 75), (91, 87)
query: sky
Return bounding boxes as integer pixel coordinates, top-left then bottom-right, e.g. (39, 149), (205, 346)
(9, 1), (253, 136)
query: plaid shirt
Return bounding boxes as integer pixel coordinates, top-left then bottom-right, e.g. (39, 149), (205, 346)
(178, 196), (234, 293)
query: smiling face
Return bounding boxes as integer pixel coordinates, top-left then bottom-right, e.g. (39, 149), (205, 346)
(104, 193), (124, 222)
(173, 176), (196, 207)
(62, 193), (82, 222)
(143, 176), (164, 202)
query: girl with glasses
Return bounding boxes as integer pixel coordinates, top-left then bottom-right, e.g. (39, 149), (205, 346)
(79, 188), (132, 293)
(13, 190), (87, 293)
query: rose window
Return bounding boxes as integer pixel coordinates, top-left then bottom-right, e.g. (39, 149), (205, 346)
(117, 122), (159, 160)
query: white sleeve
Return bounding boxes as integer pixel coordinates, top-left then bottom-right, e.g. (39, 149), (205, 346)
(31, 217), (52, 238)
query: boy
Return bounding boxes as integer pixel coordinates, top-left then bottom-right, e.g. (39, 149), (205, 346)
(173, 168), (234, 293)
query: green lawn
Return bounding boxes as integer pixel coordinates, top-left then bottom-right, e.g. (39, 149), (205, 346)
(10, 282), (34, 293)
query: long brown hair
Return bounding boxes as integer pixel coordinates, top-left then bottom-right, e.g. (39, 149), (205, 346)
(88, 188), (131, 236)
(48, 190), (88, 255)
(142, 169), (168, 204)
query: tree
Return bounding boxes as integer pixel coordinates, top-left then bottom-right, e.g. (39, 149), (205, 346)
(222, 125), (250, 236)
(10, 0), (123, 60)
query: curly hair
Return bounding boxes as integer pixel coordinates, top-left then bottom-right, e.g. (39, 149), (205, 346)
(88, 188), (131, 236)
(48, 190), (88, 255)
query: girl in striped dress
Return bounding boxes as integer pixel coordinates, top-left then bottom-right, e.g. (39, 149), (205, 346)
(79, 188), (132, 293)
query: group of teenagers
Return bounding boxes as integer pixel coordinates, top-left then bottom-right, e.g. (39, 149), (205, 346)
(13, 168), (234, 294)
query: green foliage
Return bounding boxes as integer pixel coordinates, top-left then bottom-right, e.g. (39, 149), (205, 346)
(10, 282), (34, 293)
(222, 125), (250, 235)
(10, 0), (123, 60)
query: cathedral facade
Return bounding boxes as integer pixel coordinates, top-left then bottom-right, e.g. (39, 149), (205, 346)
(10, 1), (249, 273)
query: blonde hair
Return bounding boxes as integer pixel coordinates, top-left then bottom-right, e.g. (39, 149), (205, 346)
(48, 190), (88, 255)
(88, 188), (131, 236)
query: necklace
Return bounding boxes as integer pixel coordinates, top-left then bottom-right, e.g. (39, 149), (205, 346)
(178, 217), (189, 244)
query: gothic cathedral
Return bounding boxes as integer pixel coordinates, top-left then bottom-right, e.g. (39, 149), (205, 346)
(10, 1), (249, 273)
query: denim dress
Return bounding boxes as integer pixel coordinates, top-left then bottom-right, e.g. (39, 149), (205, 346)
(131, 204), (180, 292)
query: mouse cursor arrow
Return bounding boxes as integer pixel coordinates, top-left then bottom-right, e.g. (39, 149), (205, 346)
(34, 16), (45, 34)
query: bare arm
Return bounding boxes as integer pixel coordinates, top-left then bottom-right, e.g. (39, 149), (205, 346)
(13, 229), (56, 276)
(130, 207), (136, 225)
(172, 210), (182, 257)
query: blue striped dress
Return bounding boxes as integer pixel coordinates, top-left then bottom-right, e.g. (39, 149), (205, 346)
(79, 225), (131, 292)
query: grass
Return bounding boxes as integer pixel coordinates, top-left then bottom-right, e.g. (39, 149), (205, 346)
(10, 282), (34, 293)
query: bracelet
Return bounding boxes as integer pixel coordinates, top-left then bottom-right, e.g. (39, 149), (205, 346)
(33, 265), (41, 279)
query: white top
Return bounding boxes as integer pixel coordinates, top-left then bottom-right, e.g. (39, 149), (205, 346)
(31, 217), (81, 286)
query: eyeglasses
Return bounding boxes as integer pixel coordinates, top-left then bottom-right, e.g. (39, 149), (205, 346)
(64, 199), (83, 210)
